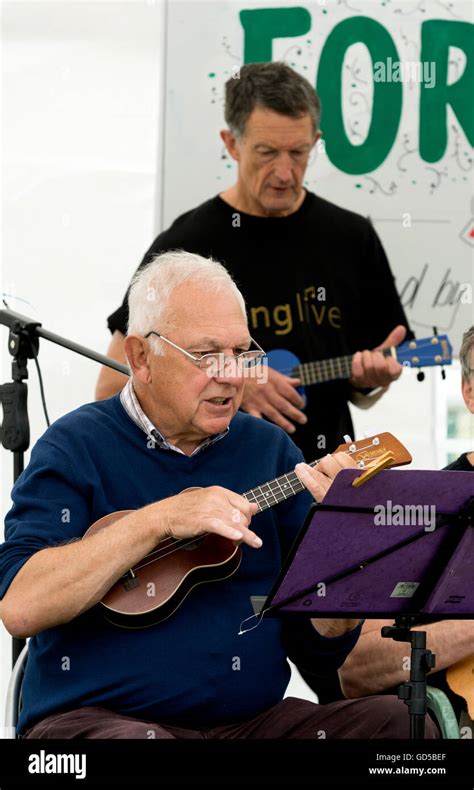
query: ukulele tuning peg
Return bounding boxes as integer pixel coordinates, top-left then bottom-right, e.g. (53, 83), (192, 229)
(417, 370), (425, 382)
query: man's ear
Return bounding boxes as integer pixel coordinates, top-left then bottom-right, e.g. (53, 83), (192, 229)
(220, 128), (240, 162)
(461, 375), (474, 414)
(313, 130), (322, 149)
(124, 336), (152, 384)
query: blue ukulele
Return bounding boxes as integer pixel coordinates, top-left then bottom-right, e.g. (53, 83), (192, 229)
(266, 334), (453, 401)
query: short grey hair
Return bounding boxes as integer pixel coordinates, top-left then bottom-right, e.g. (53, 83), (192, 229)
(127, 250), (247, 354)
(224, 62), (321, 138)
(460, 325), (474, 381)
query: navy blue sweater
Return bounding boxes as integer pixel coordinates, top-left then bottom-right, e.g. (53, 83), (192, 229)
(0, 396), (361, 734)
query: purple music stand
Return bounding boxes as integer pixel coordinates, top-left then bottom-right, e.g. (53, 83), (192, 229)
(248, 468), (474, 739)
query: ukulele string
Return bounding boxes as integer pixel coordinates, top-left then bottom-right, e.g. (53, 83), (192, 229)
(270, 339), (443, 379)
(128, 441), (381, 573)
(131, 474), (311, 571)
(132, 536), (209, 570)
(273, 366), (300, 376)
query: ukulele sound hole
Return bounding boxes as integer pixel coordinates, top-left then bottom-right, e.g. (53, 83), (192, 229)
(183, 537), (204, 551)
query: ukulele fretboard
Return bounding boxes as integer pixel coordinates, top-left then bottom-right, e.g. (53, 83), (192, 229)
(243, 461), (319, 512)
(295, 355), (353, 386)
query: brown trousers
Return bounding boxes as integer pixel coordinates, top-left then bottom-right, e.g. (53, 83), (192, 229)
(24, 695), (439, 739)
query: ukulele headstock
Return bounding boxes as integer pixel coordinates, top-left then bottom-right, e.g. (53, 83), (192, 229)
(396, 335), (453, 368)
(333, 432), (412, 469)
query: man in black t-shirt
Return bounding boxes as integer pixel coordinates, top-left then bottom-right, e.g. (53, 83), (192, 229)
(96, 63), (410, 461)
(338, 326), (474, 725)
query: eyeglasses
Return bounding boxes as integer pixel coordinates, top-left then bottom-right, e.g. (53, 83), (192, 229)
(144, 331), (266, 372)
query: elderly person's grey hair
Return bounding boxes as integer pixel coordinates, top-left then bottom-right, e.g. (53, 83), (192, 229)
(224, 62), (321, 138)
(460, 325), (474, 382)
(127, 250), (247, 355)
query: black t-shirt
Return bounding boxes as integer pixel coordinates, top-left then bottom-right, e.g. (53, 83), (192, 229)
(444, 452), (474, 472)
(108, 191), (411, 459)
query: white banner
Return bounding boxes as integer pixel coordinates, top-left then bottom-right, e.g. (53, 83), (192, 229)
(161, 0), (474, 351)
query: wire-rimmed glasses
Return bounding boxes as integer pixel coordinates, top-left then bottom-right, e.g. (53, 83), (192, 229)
(144, 331), (266, 374)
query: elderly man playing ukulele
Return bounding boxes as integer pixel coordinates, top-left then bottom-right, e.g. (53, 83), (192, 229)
(0, 251), (438, 740)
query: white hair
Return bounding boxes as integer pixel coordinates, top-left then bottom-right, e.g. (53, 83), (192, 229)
(460, 325), (474, 382)
(127, 250), (247, 354)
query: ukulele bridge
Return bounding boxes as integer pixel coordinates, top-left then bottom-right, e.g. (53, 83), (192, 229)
(121, 568), (140, 591)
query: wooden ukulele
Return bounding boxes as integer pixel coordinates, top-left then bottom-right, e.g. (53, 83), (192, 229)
(84, 433), (412, 629)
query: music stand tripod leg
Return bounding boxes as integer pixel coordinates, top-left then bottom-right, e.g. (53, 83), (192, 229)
(382, 616), (436, 740)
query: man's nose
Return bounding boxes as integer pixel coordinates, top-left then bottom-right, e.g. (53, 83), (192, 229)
(213, 356), (244, 383)
(273, 154), (293, 183)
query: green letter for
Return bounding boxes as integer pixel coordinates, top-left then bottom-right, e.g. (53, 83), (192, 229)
(317, 17), (402, 174)
(420, 20), (474, 162)
(240, 7), (311, 64)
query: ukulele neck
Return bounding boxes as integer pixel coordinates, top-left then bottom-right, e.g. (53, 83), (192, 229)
(295, 355), (352, 386)
(241, 432), (408, 513)
(243, 460), (319, 512)
(294, 348), (394, 386)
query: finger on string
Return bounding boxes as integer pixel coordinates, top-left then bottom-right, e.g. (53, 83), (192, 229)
(333, 451), (358, 470)
(351, 350), (363, 380)
(294, 463), (328, 500)
(312, 453), (343, 478)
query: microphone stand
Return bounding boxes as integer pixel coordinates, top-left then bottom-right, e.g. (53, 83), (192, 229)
(0, 309), (129, 666)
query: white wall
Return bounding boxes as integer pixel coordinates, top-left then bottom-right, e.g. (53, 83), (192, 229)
(0, 0), (471, 722)
(1, 0), (165, 723)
